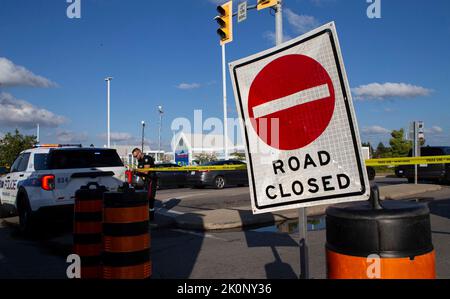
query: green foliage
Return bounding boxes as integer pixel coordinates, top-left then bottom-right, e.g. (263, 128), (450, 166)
(374, 142), (391, 158)
(389, 128), (412, 157)
(0, 129), (37, 167)
(230, 152), (246, 161)
(193, 153), (218, 165)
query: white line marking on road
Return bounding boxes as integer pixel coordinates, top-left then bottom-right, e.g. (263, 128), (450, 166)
(156, 208), (185, 216)
(173, 229), (229, 241)
(252, 84), (330, 118)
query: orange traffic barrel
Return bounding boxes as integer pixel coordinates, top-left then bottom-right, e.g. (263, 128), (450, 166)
(103, 189), (151, 279)
(326, 187), (435, 279)
(73, 183), (107, 279)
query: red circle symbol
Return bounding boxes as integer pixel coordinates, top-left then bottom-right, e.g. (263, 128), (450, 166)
(248, 54), (335, 151)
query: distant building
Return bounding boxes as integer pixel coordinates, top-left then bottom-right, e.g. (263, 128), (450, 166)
(171, 132), (245, 165)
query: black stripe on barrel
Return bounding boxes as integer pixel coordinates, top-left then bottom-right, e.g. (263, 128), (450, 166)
(103, 190), (151, 279)
(74, 183), (108, 280)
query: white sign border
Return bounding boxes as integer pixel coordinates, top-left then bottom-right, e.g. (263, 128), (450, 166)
(229, 22), (370, 214)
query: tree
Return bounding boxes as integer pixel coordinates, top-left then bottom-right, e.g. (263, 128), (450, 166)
(230, 152), (246, 161)
(0, 129), (37, 167)
(193, 153), (218, 165)
(375, 142), (390, 158)
(389, 129), (412, 157)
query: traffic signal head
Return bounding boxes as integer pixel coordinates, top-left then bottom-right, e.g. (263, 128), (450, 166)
(257, 0), (278, 11)
(215, 1), (233, 45)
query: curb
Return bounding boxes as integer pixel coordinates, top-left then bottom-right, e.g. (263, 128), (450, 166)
(156, 184), (444, 231)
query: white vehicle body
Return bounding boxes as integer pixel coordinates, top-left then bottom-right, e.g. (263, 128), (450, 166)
(0, 146), (126, 216)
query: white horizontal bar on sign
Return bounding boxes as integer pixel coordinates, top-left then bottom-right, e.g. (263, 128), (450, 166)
(252, 84), (331, 118)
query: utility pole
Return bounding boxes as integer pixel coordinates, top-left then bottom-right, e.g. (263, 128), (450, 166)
(105, 77), (113, 148)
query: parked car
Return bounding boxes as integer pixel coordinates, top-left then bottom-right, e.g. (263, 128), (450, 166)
(395, 146), (450, 184)
(129, 163), (188, 190)
(155, 163), (187, 189)
(187, 160), (248, 189)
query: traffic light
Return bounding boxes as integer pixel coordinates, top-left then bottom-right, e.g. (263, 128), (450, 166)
(215, 1), (233, 45)
(257, 0), (278, 11)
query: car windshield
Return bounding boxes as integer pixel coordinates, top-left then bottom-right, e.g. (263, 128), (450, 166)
(47, 149), (123, 169)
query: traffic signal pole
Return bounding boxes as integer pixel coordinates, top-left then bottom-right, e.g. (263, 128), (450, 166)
(222, 44), (229, 160)
(275, 0), (283, 45)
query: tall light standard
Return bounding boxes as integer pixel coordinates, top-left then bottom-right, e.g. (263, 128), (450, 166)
(105, 77), (113, 148)
(158, 105), (164, 155)
(141, 121), (146, 153)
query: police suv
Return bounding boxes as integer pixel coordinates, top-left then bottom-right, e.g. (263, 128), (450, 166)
(0, 144), (127, 233)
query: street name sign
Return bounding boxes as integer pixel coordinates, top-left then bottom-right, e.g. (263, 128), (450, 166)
(229, 22), (370, 214)
(238, 1), (247, 23)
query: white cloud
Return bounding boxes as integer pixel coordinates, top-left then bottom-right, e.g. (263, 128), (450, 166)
(362, 126), (391, 135)
(0, 92), (67, 129)
(56, 131), (88, 143)
(284, 8), (320, 34)
(0, 57), (57, 88)
(99, 132), (134, 143)
(177, 83), (201, 90)
(352, 83), (432, 100)
(425, 126), (444, 135)
(263, 31), (293, 45)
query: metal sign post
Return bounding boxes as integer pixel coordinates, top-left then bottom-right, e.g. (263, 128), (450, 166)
(274, 0), (309, 280)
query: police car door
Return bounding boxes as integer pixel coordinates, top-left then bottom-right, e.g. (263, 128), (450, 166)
(11, 153), (32, 204)
(2, 154), (30, 205)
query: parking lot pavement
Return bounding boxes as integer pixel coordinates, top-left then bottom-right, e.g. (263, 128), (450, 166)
(153, 180), (448, 231)
(0, 218), (69, 279)
(1, 180), (450, 279)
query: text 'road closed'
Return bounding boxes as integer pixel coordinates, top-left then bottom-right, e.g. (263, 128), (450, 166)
(265, 151), (351, 200)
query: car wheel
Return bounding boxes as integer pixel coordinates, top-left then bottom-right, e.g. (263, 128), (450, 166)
(407, 178), (415, 184)
(17, 193), (36, 236)
(214, 176), (226, 189)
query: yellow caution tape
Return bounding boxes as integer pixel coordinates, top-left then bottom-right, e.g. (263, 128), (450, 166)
(136, 165), (248, 173)
(134, 156), (450, 173)
(365, 156), (450, 167)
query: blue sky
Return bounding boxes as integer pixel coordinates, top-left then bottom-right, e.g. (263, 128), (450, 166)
(0, 0), (449, 150)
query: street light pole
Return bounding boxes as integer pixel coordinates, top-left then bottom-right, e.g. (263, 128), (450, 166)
(105, 77), (113, 148)
(158, 105), (164, 154)
(141, 121), (146, 153)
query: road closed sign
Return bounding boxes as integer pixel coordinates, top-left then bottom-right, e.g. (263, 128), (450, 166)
(229, 22), (370, 214)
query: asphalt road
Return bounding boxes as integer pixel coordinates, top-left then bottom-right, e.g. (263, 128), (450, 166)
(155, 176), (410, 212)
